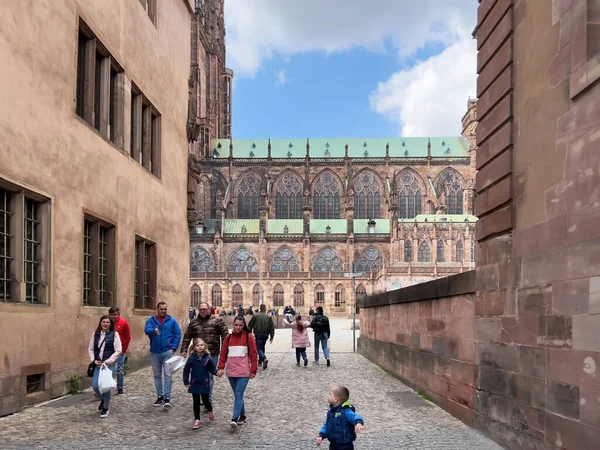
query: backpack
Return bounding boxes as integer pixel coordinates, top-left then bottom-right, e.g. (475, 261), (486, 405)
(312, 315), (328, 333)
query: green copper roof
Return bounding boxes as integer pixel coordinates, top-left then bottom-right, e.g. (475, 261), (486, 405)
(224, 219), (260, 234)
(211, 137), (470, 159)
(353, 219), (391, 234)
(399, 214), (478, 223)
(310, 219), (347, 234)
(267, 219), (303, 235)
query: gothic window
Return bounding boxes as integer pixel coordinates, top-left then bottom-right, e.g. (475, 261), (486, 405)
(354, 171), (382, 219)
(313, 248), (343, 272)
(404, 240), (412, 262)
(236, 171), (260, 219)
(227, 247), (258, 272)
(456, 240), (464, 262)
(190, 284), (201, 308)
(274, 172), (303, 219)
(252, 284), (263, 305)
(232, 284), (243, 306)
(190, 246), (214, 272)
(396, 169), (423, 219)
(334, 284), (345, 307)
(437, 240), (445, 262)
(293, 284), (304, 307)
(315, 284), (325, 304)
(313, 171), (341, 219)
(273, 284), (284, 307)
(270, 246), (301, 272)
(354, 247), (384, 273)
(470, 236), (475, 263)
(418, 241), (431, 262)
(436, 168), (464, 214)
(356, 284), (367, 312)
(212, 284), (222, 307)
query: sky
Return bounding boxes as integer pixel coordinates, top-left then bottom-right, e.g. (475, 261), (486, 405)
(224, 1), (477, 139)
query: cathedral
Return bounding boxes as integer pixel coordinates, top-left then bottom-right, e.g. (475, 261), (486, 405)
(186, 1), (478, 315)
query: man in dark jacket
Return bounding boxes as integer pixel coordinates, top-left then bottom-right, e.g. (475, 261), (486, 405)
(248, 304), (275, 369)
(181, 302), (229, 400)
(310, 306), (331, 366)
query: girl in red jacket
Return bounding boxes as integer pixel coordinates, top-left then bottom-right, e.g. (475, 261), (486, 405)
(217, 316), (258, 428)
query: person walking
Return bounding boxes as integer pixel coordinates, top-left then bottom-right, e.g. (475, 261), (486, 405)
(180, 301), (229, 401)
(216, 316), (258, 428)
(144, 302), (181, 407)
(108, 306), (131, 395)
(248, 304), (275, 370)
(316, 385), (365, 449)
(188, 306), (196, 324)
(310, 306), (331, 366)
(283, 314), (311, 366)
(88, 315), (122, 418)
(183, 338), (218, 429)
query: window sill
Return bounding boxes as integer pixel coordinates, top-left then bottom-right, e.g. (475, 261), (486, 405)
(133, 308), (155, 317)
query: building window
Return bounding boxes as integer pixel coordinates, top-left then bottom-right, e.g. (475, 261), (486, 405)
(236, 172), (260, 219)
(190, 284), (201, 308)
(456, 240), (464, 262)
(82, 216), (116, 307)
(190, 246), (214, 272)
(227, 247), (258, 272)
(436, 168), (464, 214)
(138, 0), (157, 26)
(313, 248), (343, 272)
(437, 240), (445, 262)
(313, 171), (341, 219)
(418, 241), (431, 263)
(315, 284), (325, 305)
(397, 169), (423, 219)
(273, 284), (284, 307)
(334, 285), (345, 307)
(404, 240), (412, 262)
(131, 84), (161, 177)
(0, 184), (51, 304)
(252, 284), (263, 306)
(134, 236), (156, 310)
(274, 172), (302, 219)
(26, 373), (45, 394)
(293, 284), (304, 307)
(76, 21), (124, 147)
(232, 284), (243, 306)
(270, 246), (301, 272)
(354, 171), (381, 219)
(355, 284), (367, 312)
(470, 236), (475, 263)
(211, 284), (222, 307)
(354, 247), (384, 273)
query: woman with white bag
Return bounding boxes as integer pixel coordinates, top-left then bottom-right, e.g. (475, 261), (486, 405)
(88, 315), (122, 418)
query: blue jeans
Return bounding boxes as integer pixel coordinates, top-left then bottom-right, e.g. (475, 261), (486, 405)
(150, 350), (173, 399)
(115, 354), (126, 391)
(228, 377), (249, 420)
(295, 348), (307, 364)
(209, 354), (218, 400)
(314, 332), (330, 361)
(255, 335), (268, 363)
(92, 364), (116, 410)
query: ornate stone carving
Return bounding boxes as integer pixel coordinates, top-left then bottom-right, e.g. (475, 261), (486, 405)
(187, 153), (202, 227)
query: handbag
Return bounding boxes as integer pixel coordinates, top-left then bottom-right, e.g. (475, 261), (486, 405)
(87, 362), (96, 377)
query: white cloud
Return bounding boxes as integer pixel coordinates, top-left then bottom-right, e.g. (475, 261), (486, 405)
(274, 69), (287, 86)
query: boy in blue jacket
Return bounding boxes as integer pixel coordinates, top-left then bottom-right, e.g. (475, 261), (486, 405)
(144, 301), (181, 407)
(316, 385), (364, 449)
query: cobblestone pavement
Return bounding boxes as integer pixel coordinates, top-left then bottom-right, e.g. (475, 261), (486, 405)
(0, 320), (501, 449)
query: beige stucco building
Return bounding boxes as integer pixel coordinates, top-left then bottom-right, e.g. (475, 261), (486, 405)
(0, 0), (194, 415)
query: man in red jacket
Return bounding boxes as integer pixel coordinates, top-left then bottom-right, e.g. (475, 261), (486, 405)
(109, 307), (131, 395)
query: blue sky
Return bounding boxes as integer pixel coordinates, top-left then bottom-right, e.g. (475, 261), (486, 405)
(224, 1), (477, 140)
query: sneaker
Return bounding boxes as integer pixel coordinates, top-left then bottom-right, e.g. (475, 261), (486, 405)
(327, 359), (331, 367)
(263, 359), (269, 370)
(230, 419), (238, 429)
(192, 420), (201, 430)
(304, 359), (308, 367)
(153, 397), (164, 407)
(209, 411), (215, 421)
(238, 415), (247, 424)
(117, 389), (124, 396)
(100, 408), (109, 418)
(163, 398), (171, 407)
(98, 401), (103, 411)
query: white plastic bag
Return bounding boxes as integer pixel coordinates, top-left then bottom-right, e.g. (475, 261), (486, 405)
(98, 364), (116, 394)
(165, 355), (186, 376)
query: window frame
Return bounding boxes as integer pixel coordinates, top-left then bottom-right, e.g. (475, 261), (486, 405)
(130, 83), (162, 178)
(82, 214), (116, 308)
(133, 235), (157, 310)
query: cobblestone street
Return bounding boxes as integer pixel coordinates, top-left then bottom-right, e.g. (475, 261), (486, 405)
(0, 320), (501, 449)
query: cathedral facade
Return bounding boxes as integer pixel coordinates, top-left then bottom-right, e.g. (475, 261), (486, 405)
(186, 2), (478, 315)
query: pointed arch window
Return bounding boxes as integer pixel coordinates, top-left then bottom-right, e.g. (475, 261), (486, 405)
(334, 284), (345, 307)
(273, 284), (284, 307)
(404, 240), (412, 262)
(237, 172), (260, 219)
(354, 171), (382, 219)
(252, 284), (263, 306)
(315, 284), (325, 305)
(437, 169), (464, 214)
(293, 284), (304, 307)
(356, 284), (367, 313)
(211, 284), (222, 307)
(354, 247), (383, 273)
(396, 170), (423, 219)
(274, 172), (303, 219)
(191, 284), (201, 308)
(270, 246), (300, 272)
(437, 240), (445, 262)
(313, 172), (341, 219)
(418, 241), (431, 262)
(227, 247), (258, 272)
(232, 284), (243, 306)
(190, 246), (214, 272)
(456, 240), (464, 262)
(313, 248), (343, 272)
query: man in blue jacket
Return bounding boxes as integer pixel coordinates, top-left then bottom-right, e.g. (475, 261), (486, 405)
(144, 301), (181, 407)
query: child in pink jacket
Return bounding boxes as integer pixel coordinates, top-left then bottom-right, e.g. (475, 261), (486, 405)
(283, 315), (311, 366)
